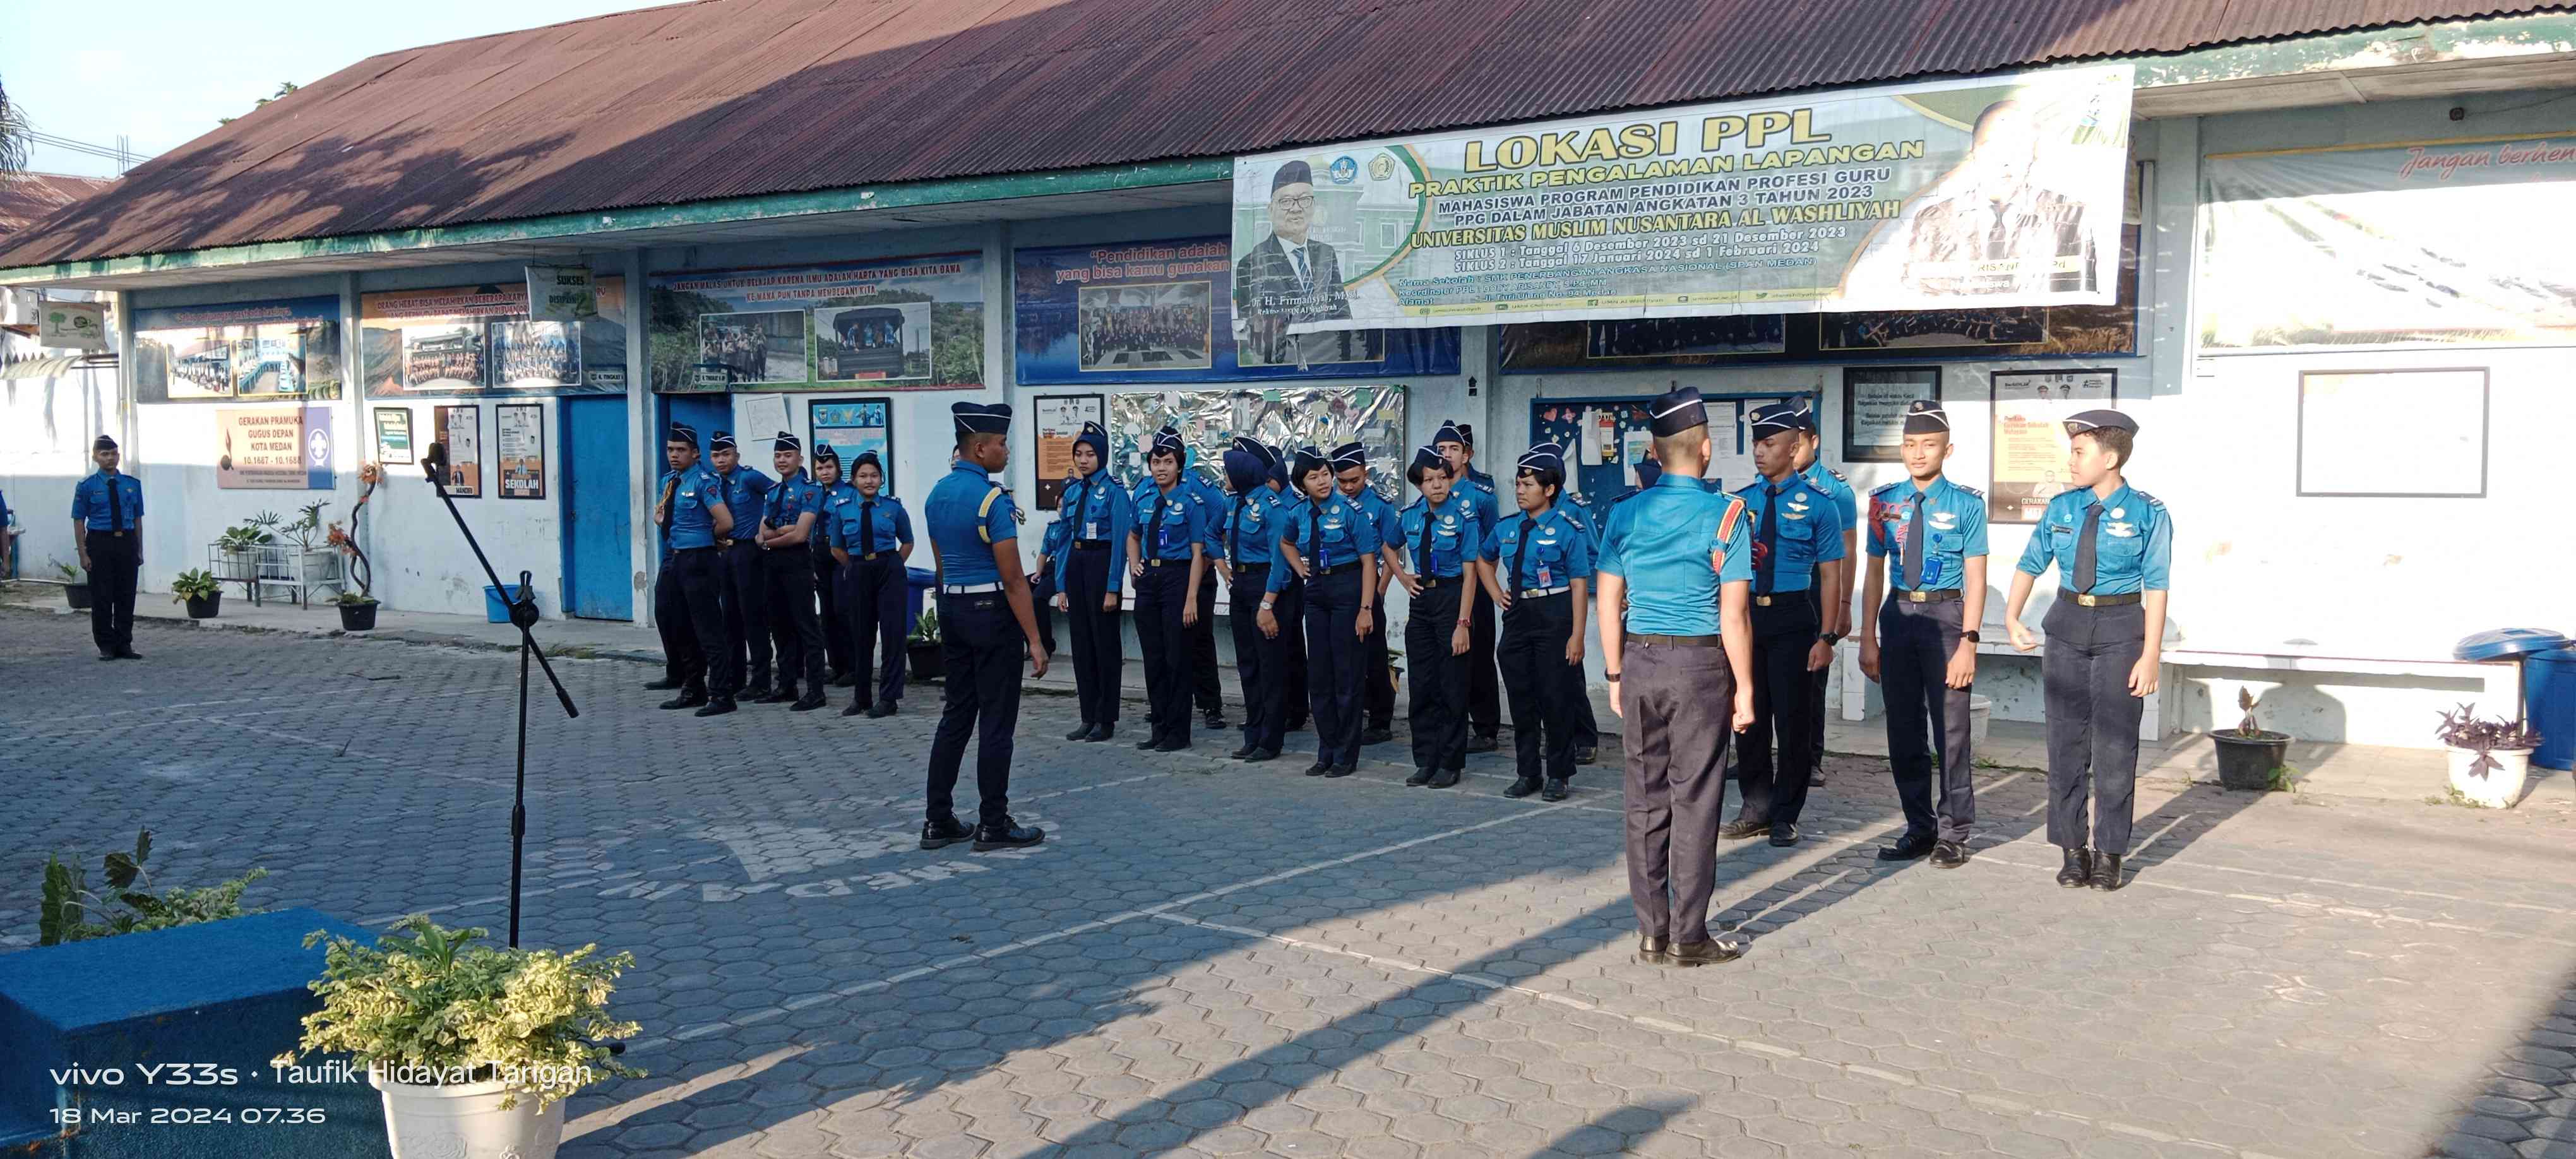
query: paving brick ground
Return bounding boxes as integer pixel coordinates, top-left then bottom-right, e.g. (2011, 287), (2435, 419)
(6, 607), (2573, 1159)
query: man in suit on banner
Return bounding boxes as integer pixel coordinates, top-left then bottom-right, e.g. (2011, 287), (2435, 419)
(1234, 160), (1355, 366)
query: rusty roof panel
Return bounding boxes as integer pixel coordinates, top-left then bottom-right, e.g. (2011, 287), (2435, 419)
(4, 0), (2567, 268)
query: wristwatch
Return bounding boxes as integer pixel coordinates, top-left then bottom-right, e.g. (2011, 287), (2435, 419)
(1961, 630), (1982, 643)
(1605, 672), (1621, 683)
(1820, 632), (1843, 645)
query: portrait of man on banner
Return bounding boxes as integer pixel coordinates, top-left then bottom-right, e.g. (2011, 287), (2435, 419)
(1893, 100), (2096, 299)
(1232, 159), (1357, 366)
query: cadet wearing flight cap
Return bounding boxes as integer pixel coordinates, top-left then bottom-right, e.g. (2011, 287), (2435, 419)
(920, 402), (1048, 852)
(1480, 441), (1592, 802)
(71, 434), (145, 660)
(707, 430), (778, 699)
(1726, 403), (1847, 847)
(1052, 421), (1130, 741)
(2004, 409), (2170, 892)
(1595, 387), (1756, 968)
(1859, 399), (1988, 869)
(755, 432), (830, 711)
(1126, 425), (1211, 752)
(1334, 441), (1403, 746)
(1390, 443), (1478, 788)
(1219, 437), (1289, 761)
(648, 422), (742, 716)
(1267, 444), (1381, 778)
(1435, 422), (1505, 754)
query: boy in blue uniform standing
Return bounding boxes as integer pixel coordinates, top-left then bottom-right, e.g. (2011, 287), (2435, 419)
(2004, 410), (2170, 892)
(755, 432), (830, 711)
(71, 435), (145, 660)
(825, 449), (915, 718)
(1595, 388), (1755, 968)
(1219, 439), (1287, 761)
(708, 431), (777, 699)
(1265, 446), (1381, 778)
(1727, 404), (1846, 847)
(921, 403), (1047, 852)
(1437, 423), (1505, 753)
(1051, 422), (1129, 742)
(1389, 444), (1479, 788)
(1859, 400), (1988, 869)
(1126, 427), (1212, 752)
(648, 423), (741, 716)
(1336, 443), (1403, 746)
(1479, 442), (1592, 801)
(1793, 405), (1858, 788)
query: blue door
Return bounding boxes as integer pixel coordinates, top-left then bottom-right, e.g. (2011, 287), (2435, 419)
(561, 396), (633, 620)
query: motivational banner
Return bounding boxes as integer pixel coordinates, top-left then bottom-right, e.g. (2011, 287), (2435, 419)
(215, 405), (335, 489)
(131, 295), (343, 401)
(1232, 64), (2130, 331)
(648, 255), (984, 392)
(360, 278), (628, 397)
(1012, 240), (1460, 383)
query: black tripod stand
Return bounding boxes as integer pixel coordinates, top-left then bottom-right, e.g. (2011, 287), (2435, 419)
(420, 443), (579, 948)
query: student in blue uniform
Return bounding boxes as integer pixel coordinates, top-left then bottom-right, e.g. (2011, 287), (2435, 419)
(2005, 410), (2171, 893)
(1265, 446), (1381, 778)
(71, 435), (145, 660)
(1389, 444), (1479, 787)
(920, 403), (1047, 852)
(1051, 422), (1129, 742)
(1793, 405), (1859, 789)
(1859, 399), (1989, 869)
(1184, 448), (1229, 732)
(648, 422), (741, 716)
(826, 449), (915, 718)
(1335, 443), (1403, 746)
(809, 446), (857, 687)
(1219, 438), (1287, 761)
(708, 431), (778, 698)
(1726, 403), (1847, 847)
(1265, 443), (1311, 734)
(1437, 423), (1504, 753)
(1126, 426), (1212, 752)
(754, 432), (830, 711)
(1479, 442), (1593, 801)
(1595, 387), (1755, 968)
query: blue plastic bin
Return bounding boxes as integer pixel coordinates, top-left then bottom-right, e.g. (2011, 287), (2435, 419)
(2528, 648), (2576, 772)
(483, 584), (534, 623)
(906, 567), (936, 635)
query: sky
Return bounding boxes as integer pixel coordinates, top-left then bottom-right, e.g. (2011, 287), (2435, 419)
(1, 0), (673, 179)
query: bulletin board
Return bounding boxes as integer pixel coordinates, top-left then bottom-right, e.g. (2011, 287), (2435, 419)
(1531, 389), (1816, 502)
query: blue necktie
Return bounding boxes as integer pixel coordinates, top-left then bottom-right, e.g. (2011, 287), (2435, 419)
(1756, 485), (1780, 595)
(1903, 494), (1927, 588)
(2073, 501), (2102, 593)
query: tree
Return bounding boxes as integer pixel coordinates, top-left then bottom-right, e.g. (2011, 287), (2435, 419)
(0, 76), (30, 180)
(218, 81), (301, 127)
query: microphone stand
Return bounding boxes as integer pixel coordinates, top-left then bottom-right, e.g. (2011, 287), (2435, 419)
(419, 448), (579, 949)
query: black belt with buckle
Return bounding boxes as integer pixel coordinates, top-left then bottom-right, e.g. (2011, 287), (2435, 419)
(1893, 588), (1963, 603)
(1627, 633), (1724, 647)
(858, 551), (882, 561)
(1072, 539), (1110, 549)
(1419, 575), (1458, 588)
(1235, 562), (1270, 574)
(2061, 588), (2143, 607)
(1752, 593), (1794, 606)
(1315, 561), (1357, 577)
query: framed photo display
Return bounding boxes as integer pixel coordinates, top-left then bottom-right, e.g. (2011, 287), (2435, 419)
(1030, 393), (1106, 510)
(496, 403), (546, 499)
(1841, 367), (1940, 463)
(373, 407), (415, 466)
(434, 404), (482, 497)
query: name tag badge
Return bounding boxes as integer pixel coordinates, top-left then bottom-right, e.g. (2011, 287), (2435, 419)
(1538, 564), (1553, 586)
(1085, 522), (1098, 538)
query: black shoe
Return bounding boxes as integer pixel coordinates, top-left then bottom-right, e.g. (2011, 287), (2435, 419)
(1153, 738), (1189, 752)
(972, 817), (1045, 851)
(741, 682), (773, 701)
(98, 649), (118, 661)
(1573, 746), (1597, 766)
(1768, 824), (1801, 848)
(1087, 723), (1114, 742)
(1230, 744), (1259, 759)
(116, 648), (141, 660)
(1429, 768), (1460, 789)
(1635, 934), (1672, 966)
(842, 701), (868, 717)
(867, 701), (896, 718)
(757, 685), (799, 705)
(1284, 718), (1308, 733)
(790, 692), (827, 712)
(1304, 761), (1333, 778)
(645, 676), (686, 691)
(1205, 711), (1227, 730)
(832, 671), (857, 687)
(1243, 748), (1280, 763)
(1361, 727), (1395, 745)
(2089, 852), (2125, 891)
(1136, 734), (1164, 750)
(693, 697), (737, 718)
(921, 816), (974, 850)
(1670, 937), (1747, 967)
(1808, 770), (1825, 787)
(659, 691), (708, 710)
(1878, 832), (1936, 862)
(1405, 768), (1435, 787)
(1502, 775), (1539, 799)
(2057, 847), (2094, 888)
(1325, 764), (1356, 778)
(1929, 840), (1970, 869)
(1066, 723), (1096, 741)
(1541, 777), (1570, 802)
(1465, 735), (1500, 754)
(1719, 819), (1769, 841)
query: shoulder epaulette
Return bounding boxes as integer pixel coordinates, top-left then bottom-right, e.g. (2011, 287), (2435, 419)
(1827, 468), (1848, 483)
(1716, 493), (1746, 540)
(1954, 484), (1984, 498)
(1869, 480), (1904, 497)
(2134, 490), (2165, 509)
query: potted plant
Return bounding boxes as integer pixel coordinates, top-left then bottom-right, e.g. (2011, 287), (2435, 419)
(329, 464), (382, 630)
(53, 558), (92, 610)
(2436, 704), (2543, 809)
(281, 917), (640, 1159)
(268, 501), (338, 583)
(2212, 687), (2290, 791)
(907, 603), (946, 681)
(172, 568), (223, 619)
(40, 828), (268, 945)
(215, 523), (272, 583)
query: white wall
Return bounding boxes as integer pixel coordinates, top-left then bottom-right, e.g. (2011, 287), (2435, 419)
(0, 286), (118, 580)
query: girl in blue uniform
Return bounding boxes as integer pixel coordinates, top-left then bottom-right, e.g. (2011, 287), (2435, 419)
(1262, 447), (1381, 778)
(1479, 443), (1593, 801)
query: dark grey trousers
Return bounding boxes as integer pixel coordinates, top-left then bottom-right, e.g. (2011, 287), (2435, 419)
(1622, 641), (1736, 944)
(1879, 595), (1976, 842)
(2042, 600), (2147, 855)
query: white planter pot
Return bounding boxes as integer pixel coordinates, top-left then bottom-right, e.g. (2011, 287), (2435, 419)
(1969, 694), (1992, 748)
(2446, 746), (2534, 809)
(371, 1073), (564, 1159)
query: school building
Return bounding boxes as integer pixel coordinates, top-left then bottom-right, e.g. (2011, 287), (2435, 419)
(3, 0), (2570, 751)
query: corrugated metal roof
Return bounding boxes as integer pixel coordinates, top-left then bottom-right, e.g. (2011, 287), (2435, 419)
(1, 0), (2565, 267)
(0, 172), (116, 239)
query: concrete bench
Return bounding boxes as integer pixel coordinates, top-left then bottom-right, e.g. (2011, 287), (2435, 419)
(0, 906), (388, 1158)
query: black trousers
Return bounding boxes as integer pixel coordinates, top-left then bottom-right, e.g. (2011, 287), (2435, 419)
(2042, 600), (2147, 855)
(85, 531), (140, 651)
(1500, 590), (1582, 783)
(1623, 641), (1736, 944)
(1404, 580), (1468, 772)
(722, 542), (772, 686)
(814, 550), (852, 679)
(1030, 559), (1059, 659)
(763, 551), (826, 692)
(1806, 578), (1833, 766)
(1134, 562), (1195, 746)
(1191, 571), (1222, 717)
(653, 548), (737, 696)
(841, 554), (909, 707)
(1573, 672), (1599, 751)
(1061, 546), (1123, 727)
(1231, 564), (1285, 752)
(1279, 574), (1309, 730)
(1880, 595), (1976, 842)
(926, 591), (1022, 826)
(1738, 596), (1822, 828)
(1465, 581), (1500, 737)
(1364, 590), (1395, 730)
(1303, 566), (1366, 766)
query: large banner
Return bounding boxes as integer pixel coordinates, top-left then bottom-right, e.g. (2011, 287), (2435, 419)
(647, 255), (984, 393)
(132, 296), (343, 402)
(361, 278), (628, 398)
(2202, 134), (2576, 348)
(1231, 65), (2130, 331)
(1013, 240), (1460, 382)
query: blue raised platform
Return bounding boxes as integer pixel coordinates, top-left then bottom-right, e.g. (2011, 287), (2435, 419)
(0, 906), (389, 1158)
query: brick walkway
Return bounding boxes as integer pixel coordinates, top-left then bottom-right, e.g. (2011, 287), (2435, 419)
(4, 607), (2571, 1158)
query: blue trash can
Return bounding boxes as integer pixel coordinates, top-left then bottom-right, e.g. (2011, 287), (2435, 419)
(906, 566), (936, 636)
(484, 584), (535, 624)
(2528, 648), (2576, 772)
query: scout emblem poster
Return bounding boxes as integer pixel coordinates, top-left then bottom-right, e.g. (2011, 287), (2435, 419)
(1989, 369), (2116, 523)
(647, 254), (984, 392)
(1232, 64), (2130, 331)
(215, 405), (333, 489)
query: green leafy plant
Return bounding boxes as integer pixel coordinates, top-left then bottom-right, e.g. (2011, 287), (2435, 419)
(909, 603), (939, 646)
(51, 557), (82, 583)
(262, 501), (330, 552)
(2435, 704), (2543, 779)
(217, 523), (273, 551)
(284, 917), (641, 1110)
(39, 829), (268, 945)
(170, 568), (221, 602)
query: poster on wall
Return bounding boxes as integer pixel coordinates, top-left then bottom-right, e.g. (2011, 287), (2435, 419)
(496, 404), (546, 499)
(1107, 386), (1407, 502)
(2298, 369), (2486, 497)
(436, 404), (482, 497)
(1012, 241), (1460, 384)
(37, 300), (109, 351)
(525, 265), (599, 322)
(1842, 367), (1940, 463)
(1989, 369), (2116, 523)
(360, 278), (627, 398)
(647, 254), (985, 393)
(374, 407), (415, 466)
(1230, 64), (2130, 332)
(2203, 135), (2576, 348)
(215, 405), (333, 489)
(131, 296), (343, 402)
(1030, 394), (1106, 510)
(809, 400), (894, 494)
(1532, 392), (1801, 499)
